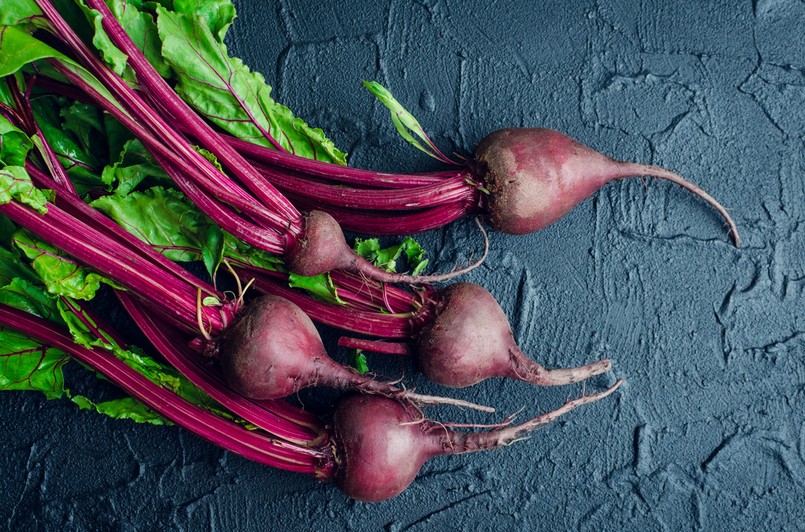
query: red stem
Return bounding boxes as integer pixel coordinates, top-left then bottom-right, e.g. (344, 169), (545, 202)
(0, 201), (229, 332)
(289, 198), (478, 235)
(230, 134), (455, 188)
(254, 162), (476, 211)
(84, 0), (301, 225)
(337, 337), (412, 355)
(0, 303), (326, 474)
(47, 61), (287, 254)
(26, 164), (218, 296)
(329, 271), (422, 313)
(245, 271), (414, 339)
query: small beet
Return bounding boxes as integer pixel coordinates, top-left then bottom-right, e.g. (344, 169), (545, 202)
(415, 283), (610, 388)
(286, 210), (486, 282)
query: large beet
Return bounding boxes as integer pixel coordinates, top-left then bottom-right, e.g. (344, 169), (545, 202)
(332, 380), (622, 502)
(473, 128), (739, 243)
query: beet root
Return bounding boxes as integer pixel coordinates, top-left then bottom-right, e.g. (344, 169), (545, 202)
(285, 209), (486, 282)
(473, 128), (739, 245)
(415, 282), (611, 388)
(331, 379), (623, 502)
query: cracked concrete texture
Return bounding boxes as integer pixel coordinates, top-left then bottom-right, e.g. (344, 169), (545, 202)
(2, 0), (804, 530)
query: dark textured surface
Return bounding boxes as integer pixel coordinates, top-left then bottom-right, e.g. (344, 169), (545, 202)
(3, 0), (805, 530)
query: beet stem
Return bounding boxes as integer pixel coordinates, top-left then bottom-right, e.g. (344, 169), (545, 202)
(337, 337), (412, 355)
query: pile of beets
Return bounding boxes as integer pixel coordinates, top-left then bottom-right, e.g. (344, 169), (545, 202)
(0, 0), (739, 502)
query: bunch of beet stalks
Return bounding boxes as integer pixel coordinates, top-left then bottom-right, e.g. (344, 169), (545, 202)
(0, 0), (740, 502)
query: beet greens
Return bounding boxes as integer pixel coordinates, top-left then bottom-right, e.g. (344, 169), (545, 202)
(1, 0), (484, 283)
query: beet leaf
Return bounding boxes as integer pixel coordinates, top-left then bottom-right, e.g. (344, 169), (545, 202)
(13, 229), (119, 300)
(0, 166), (49, 212)
(153, 5), (347, 163)
(363, 80), (458, 165)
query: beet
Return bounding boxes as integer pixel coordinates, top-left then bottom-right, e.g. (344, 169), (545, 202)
(286, 210), (486, 281)
(415, 283), (610, 388)
(331, 380), (622, 502)
(216, 295), (494, 411)
(473, 128), (739, 243)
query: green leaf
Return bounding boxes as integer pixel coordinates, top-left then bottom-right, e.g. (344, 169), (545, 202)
(363, 81), (453, 163)
(0, 216), (13, 246)
(59, 100), (105, 150)
(201, 225), (224, 278)
(353, 236), (429, 275)
(374, 243), (404, 273)
(0, 0), (41, 27)
(0, 24), (138, 140)
(354, 237), (402, 272)
(101, 138), (170, 194)
(402, 237), (429, 276)
(201, 295), (221, 306)
(195, 145), (223, 171)
(288, 273), (343, 305)
(347, 350), (369, 375)
(0, 166), (49, 213)
(102, 112), (133, 164)
(0, 327), (70, 399)
(0, 25), (68, 78)
(72, 394), (170, 425)
(0, 77), (12, 107)
(91, 185), (282, 273)
(13, 230), (117, 300)
(222, 234), (284, 271)
(75, 0), (130, 78)
(30, 96), (106, 192)
(354, 238), (380, 262)
(91, 186), (218, 263)
(172, 0), (234, 41)
(0, 277), (62, 322)
(0, 244), (38, 286)
(104, 0), (172, 78)
(0, 114), (33, 167)
(156, 7), (347, 164)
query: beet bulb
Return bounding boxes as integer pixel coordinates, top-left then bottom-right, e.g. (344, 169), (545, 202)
(415, 283), (611, 388)
(286, 209), (486, 281)
(331, 379), (623, 502)
(473, 128), (739, 245)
